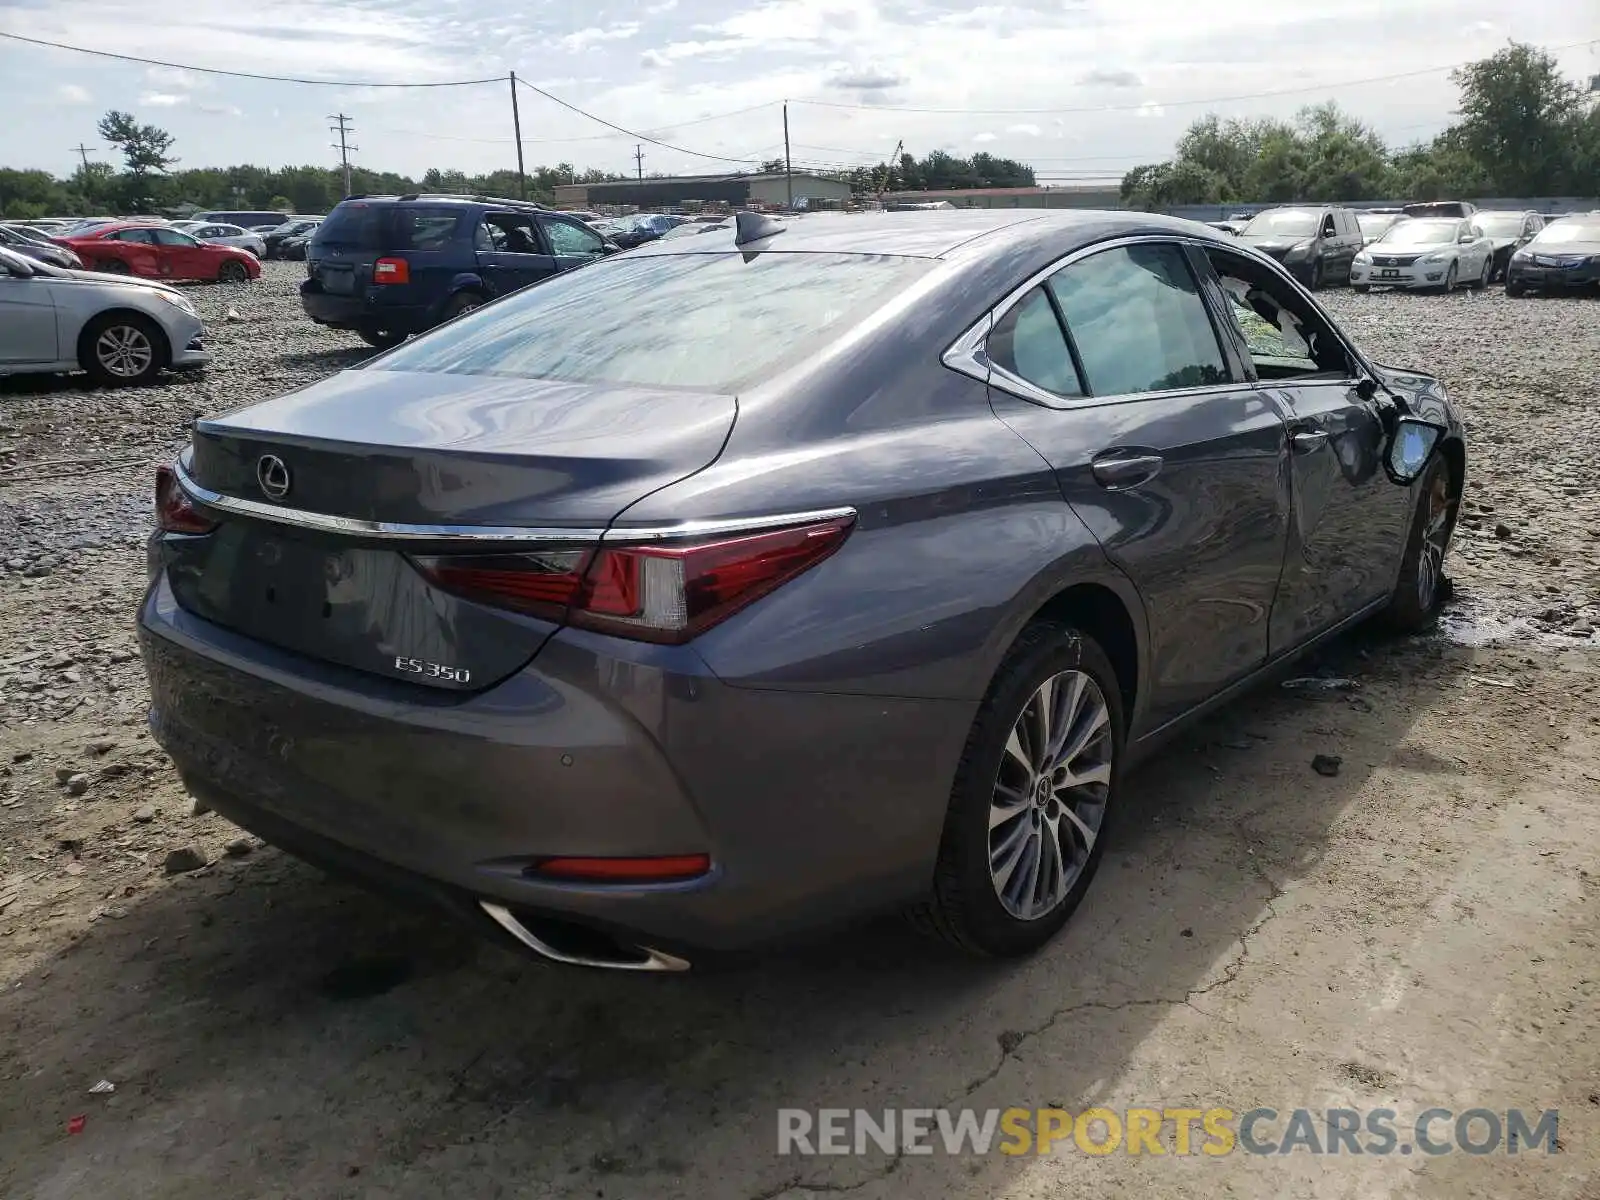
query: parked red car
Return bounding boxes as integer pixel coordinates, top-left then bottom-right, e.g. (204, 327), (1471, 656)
(59, 223), (260, 283)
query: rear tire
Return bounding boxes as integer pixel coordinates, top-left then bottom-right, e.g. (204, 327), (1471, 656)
(442, 291), (485, 321)
(1381, 456), (1455, 633)
(217, 260), (249, 284)
(357, 326), (406, 350)
(79, 312), (167, 387)
(908, 622), (1123, 957)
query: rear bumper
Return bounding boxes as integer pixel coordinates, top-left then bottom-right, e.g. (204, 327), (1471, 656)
(299, 282), (430, 333)
(138, 573), (969, 954)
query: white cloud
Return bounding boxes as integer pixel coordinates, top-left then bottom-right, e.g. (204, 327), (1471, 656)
(140, 92), (189, 107)
(640, 49), (671, 68)
(144, 66), (200, 90)
(556, 22), (642, 52)
(1006, 122), (1042, 136)
(827, 64), (905, 90)
(1078, 68), (1142, 88)
(647, 0), (678, 10)
(56, 83), (92, 104)
(197, 102), (244, 116)
(973, 131), (997, 143)
(1136, 101), (1166, 118)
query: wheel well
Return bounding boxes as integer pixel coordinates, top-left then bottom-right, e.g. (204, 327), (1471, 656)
(1029, 583), (1139, 721)
(77, 309), (171, 370)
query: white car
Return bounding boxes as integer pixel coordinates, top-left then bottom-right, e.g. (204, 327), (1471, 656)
(174, 220), (266, 258)
(1350, 218), (1494, 292)
(0, 244), (210, 386)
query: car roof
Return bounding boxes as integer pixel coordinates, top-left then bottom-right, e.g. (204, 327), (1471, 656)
(71, 221), (162, 236)
(624, 209), (1231, 261)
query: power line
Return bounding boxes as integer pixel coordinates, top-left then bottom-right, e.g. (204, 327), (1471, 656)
(514, 75), (763, 165)
(370, 100), (784, 147)
(0, 29), (505, 87)
(791, 41), (1599, 115)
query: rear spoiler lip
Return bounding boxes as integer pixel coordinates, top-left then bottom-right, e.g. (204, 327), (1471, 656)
(171, 456), (854, 548)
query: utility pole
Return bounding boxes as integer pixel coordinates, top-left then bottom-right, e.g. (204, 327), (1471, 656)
(782, 102), (794, 210)
(634, 144), (645, 181)
(875, 139), (904, 207)
(328, 114), (356, 197)
(71, 144), (96, 172)
(508, 72), (527, 200)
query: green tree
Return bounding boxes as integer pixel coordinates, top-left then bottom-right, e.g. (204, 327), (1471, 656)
(97, 110), (178, 211)
(1449, 43), (1586, 194)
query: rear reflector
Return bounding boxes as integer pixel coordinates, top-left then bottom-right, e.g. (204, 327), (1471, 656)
(411, 515), (854, 644)
(373, 257), (410, 284)
(155, 465), (217, 534)
(533, 854), (711, 882)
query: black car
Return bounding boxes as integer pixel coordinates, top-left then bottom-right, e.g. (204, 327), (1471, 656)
(1469, 210), (1545, 282)
(1403, 201), (1477, 220)
(1236, 205), (1363, 289)
(1505, 215), (1600, 296)
(0, 224), (82, 269)
(299, 194), (620, 348)
(263, 218), (323, 260)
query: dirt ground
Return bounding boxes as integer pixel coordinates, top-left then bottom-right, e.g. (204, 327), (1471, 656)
(1, 266), (1598, 1199)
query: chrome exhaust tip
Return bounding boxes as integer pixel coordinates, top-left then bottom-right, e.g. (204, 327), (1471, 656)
(479, 900), (690, 973)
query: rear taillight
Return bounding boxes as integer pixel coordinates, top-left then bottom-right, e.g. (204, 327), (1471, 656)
(155, 465), (217, 534)
(373, 257), (410, 284)
(412, 515), (854, 644)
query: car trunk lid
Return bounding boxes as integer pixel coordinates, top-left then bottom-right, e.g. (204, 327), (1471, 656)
(167, 368), (735, 689)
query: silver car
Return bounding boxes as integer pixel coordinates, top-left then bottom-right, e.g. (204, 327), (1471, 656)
(0, 244), (210, 386)
(175, 221), (266, 258)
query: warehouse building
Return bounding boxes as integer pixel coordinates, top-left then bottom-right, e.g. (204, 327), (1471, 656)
(879, 184), (1123, 210)
(554, 171), (853, 210)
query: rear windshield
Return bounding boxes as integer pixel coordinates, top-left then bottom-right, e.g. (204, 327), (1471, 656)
(370, 251), (932, 391)
(313, 204), (460, 251)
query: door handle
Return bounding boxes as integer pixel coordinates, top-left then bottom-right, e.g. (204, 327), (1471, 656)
(1290, 428), (1329, 454)
(1090, 451), (1164, 490)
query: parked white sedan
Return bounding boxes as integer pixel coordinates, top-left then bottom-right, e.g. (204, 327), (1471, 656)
(1350, 218), (1493, 292)
(174, 221), (266, 258)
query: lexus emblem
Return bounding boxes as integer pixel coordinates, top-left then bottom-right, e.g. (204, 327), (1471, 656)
(256, 454), (291, 501)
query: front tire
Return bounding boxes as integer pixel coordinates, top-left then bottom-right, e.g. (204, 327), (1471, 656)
(1506, 280), (1526, 297)
(1308, 259), (1324, 291)
(1474, 255), (1491, 289)
(1352, 284), (1370, 294)
(79, 313), (166, 387)
(1382, 456), (1454, 633)
(1442, 262), (1458, 292)
(909, 622), (1123, 957)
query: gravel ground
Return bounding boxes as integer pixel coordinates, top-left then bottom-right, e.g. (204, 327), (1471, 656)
(1, 263), (1597, 1199)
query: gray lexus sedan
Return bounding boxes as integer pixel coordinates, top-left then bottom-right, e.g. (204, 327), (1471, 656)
(140, 211), (1463, 970)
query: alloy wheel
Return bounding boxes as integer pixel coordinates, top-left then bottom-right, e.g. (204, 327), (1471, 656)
(988, 670), (1113, 921)
(1417, 470), (1451, 610)
(95, 325), (154, 379)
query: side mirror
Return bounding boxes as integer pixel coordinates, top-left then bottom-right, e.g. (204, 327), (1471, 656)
(1385, 416), (1446, 486)
(1458, 232), (1476, 244)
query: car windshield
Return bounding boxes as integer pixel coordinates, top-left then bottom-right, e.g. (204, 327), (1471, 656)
(372, 251), (933, 392)
(1472, 214), (1525, 237)
(1357, 214), (1397, 236)
(1379, 219), (1459, 246)
(1532, 220), (1600, 244)
(1241, 210), (1319, 238)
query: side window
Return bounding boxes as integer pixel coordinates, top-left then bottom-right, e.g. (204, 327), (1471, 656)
(399, 209), (459, 250)
(1204, 248), (1352, 380)
(474, 221), (504, 252)
(1320, 213), (1337, 238)
(986, 287), (1083, 398)
(539, 217), (606, 259)
(1047, 243), (1229, 396)
(154, 228), (197, 247)
(484, 213), (541, 255)
(114, 229), (155, 244)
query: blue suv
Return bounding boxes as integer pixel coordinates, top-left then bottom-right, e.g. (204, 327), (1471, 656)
(300, 194), (617, 347)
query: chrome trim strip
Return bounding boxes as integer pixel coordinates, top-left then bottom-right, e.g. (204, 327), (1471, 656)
(480, 900), (691, 973)
(174, 457), (856, 546)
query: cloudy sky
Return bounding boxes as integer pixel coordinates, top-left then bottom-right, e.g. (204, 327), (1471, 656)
(0, 0), (1594, 183)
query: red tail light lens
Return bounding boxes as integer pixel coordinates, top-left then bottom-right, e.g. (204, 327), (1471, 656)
(155, 465), (217, 534)
(533, 854), (711, 882)
(412, 515), (854, 643)
(373, 257), (410, 284)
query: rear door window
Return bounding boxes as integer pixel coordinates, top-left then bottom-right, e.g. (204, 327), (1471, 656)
(482, 213), (542, 254)
(1047, 243), (1231, 396)
(397, 209), (460, 250)
(987, 287), (1083, 398)
(113, 229), (156, 244)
